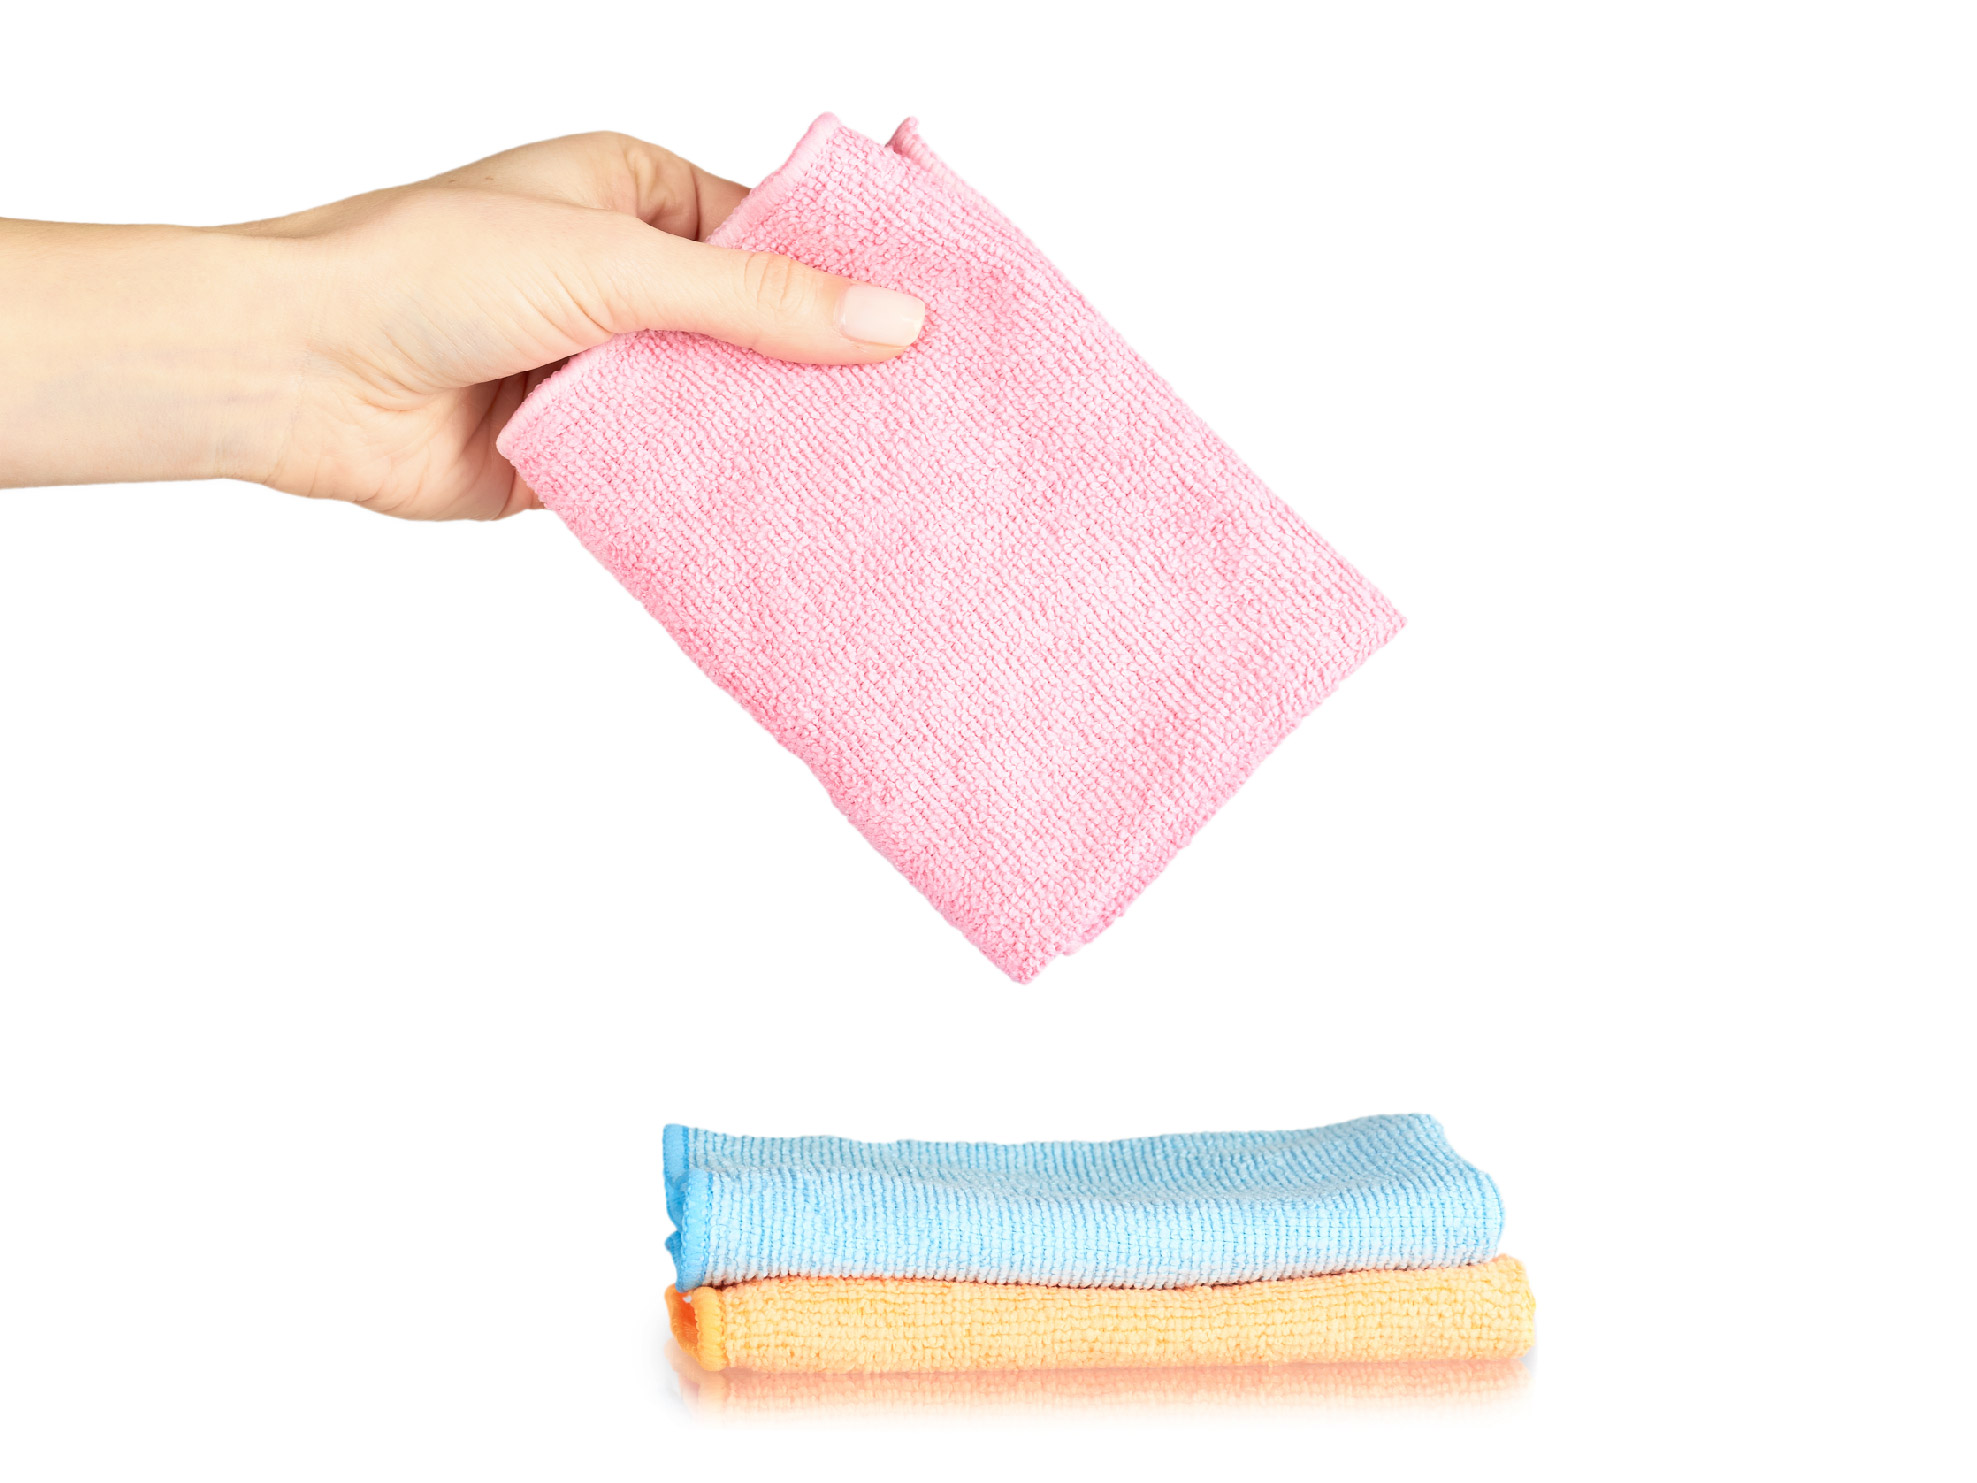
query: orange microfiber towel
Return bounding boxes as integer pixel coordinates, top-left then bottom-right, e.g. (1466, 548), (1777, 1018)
(665, 1255), (1534, 1374)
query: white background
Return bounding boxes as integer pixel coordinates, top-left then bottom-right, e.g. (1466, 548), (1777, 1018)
(2, 2), (1970, 1476)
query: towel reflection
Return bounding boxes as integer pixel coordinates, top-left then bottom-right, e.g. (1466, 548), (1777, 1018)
(667, 1344), (1529, 1419)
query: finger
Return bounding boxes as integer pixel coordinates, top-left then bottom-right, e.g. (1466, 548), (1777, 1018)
(596, 224), (926, 365)
(686, 172), (750, 241)
(430, 133), (748, 241)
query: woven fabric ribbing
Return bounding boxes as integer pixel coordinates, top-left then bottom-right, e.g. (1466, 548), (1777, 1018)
(664, 1115), (1502, 1291)
(496, 114), (1403, 981)
(665, 1256), (1535, 1373)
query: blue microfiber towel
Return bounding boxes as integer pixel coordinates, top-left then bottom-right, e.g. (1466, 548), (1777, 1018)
(664, 1115), (1503, 1291)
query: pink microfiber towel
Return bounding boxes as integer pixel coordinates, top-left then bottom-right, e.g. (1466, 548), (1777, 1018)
(497, 115), (1403, 980)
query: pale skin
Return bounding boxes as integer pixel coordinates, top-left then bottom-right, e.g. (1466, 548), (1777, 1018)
(0, 133), (927, 520)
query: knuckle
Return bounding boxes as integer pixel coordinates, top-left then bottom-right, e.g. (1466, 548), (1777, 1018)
(738, 251), (814, 321)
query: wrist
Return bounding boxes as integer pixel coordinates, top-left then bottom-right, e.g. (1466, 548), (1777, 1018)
(0, 221), (315, 489)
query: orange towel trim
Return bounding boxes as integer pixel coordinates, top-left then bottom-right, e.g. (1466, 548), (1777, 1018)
(665, 1255), (1534, 1374)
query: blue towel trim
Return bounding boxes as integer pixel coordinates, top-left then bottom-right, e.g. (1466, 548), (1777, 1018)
(663, 1124), (712, 1290)
(663, 1114), (1503, 1292)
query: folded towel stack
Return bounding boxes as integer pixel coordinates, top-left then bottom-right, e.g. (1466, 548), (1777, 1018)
(663, 1116), (1534, 1374)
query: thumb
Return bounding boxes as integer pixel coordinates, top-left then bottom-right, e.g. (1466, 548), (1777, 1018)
(604, 224), (926, 365)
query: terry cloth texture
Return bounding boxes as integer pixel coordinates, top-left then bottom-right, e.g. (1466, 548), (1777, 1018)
(497, 114), (1404, 982)
(670, 1351), (1530, 1415)
(665, 1256), (1534, 1373)
(664, 1115), (1502, 1292)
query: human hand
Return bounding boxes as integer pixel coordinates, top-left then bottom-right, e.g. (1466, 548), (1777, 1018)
(0, 133), (927, 518)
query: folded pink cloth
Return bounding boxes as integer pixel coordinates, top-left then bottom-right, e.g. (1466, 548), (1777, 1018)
(498, 115), (1402, 980)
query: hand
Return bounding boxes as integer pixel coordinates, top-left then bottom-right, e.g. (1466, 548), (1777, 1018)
(0, 133), (927, 519)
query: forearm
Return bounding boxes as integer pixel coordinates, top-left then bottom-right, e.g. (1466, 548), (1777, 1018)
(0, 220), (307, 489)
